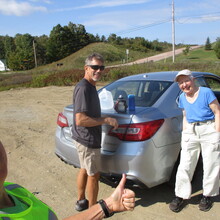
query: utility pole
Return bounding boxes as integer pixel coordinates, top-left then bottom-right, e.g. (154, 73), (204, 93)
(33, 40), (38, 68)
(172, 0), (175, 63)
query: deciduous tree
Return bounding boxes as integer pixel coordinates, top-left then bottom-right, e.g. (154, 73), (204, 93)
(214, 37), (220, 59)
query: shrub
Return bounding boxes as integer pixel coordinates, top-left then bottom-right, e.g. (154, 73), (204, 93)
(31, 73), (50, 87)
(214, 38), (220, 59)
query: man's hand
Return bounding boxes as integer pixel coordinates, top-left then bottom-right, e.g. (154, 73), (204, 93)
(105, 174), (135, 213)
(104, 117), (118, 130)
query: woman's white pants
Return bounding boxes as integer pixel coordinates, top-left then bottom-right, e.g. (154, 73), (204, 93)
(175, 121), (220, 199)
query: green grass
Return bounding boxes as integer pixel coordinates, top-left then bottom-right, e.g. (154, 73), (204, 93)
(163, 46), (219, 63)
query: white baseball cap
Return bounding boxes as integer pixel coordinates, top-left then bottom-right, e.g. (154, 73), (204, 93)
(174, 69), (192, 82)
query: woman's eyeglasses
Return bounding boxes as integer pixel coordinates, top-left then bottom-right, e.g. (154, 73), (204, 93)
(88, 65), (105, 71)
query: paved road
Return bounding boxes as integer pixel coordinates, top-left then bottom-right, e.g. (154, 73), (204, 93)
(107, 45), (202, 68)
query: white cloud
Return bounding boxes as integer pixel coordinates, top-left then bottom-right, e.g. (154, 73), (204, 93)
(176, 0), (220, 20)
(84, 7), (170, 34)
(184, 14), (220, 24)
(76, 0), (151, 9)
(29, 0), (52, 3)
(176, 9), (220, 24)
(0, 0), (47, 16)
(53, 0), (151, 12)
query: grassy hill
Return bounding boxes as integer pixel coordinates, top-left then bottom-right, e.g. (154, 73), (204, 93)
(32, 42), (170, 72)
(0, 43), (220, 91)
(163, 46), (219, 63)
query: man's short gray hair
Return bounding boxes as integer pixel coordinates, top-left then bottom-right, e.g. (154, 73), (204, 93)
(85, 53), (104, 65)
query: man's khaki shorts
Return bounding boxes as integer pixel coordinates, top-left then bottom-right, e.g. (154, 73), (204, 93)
(74, 140), (101, 176)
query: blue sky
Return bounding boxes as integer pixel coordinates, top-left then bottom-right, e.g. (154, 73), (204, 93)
(0, 0), (220, 45)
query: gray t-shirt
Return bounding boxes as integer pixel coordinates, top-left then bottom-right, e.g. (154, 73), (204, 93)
(72, 78), (101, 148)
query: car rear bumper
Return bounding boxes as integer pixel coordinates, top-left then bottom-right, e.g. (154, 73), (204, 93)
(55, 127), (80, 167)
(99, 141), (180, 188)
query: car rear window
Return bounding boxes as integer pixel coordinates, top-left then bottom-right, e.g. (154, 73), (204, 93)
(102, 80), (172, 107)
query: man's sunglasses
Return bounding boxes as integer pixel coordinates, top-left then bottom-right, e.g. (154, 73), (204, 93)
(88, 65), (105, 71)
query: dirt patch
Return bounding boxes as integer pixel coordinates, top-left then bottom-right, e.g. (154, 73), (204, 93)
(0, 86), (219, 219)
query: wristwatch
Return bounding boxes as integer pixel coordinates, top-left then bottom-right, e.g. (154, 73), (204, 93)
(98, 199), (114, 218)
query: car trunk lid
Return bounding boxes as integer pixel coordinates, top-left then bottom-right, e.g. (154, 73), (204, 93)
(101, 107), (164, 152)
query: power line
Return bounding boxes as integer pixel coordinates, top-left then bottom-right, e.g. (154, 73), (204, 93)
(115, 11), (220, 36)
(176, 12), (220, 24)
(116, 19), (171, 35)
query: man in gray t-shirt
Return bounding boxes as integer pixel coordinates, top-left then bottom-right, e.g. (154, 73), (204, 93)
(72, 78), (102, 148)
(72, 53), (118, 211)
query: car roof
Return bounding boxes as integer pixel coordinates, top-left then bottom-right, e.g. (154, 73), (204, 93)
(117, 71), (217, 82)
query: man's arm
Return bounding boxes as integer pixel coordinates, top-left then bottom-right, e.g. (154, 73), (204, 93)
(63, 202), (105, 220)
(63, 174), (135, 220)
(75, 112), (118, 130)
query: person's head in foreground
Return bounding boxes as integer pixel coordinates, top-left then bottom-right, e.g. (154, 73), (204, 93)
(0, 141), (58, 219)
(0, 141), (13, 209)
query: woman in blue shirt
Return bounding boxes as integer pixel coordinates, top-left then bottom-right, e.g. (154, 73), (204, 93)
(169, 69), (220, 213)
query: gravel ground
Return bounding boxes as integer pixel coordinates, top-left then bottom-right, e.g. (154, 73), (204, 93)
(0, 86), (219, 220)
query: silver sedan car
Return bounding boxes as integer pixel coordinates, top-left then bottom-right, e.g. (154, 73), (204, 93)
(55, 71), (220, 188)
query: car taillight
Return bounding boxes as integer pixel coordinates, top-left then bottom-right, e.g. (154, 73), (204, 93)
(57, 112), (69, 128)
(108, 119), (164, 141)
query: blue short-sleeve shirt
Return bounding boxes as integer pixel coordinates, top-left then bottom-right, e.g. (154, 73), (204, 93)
(179, 87), (216, 123)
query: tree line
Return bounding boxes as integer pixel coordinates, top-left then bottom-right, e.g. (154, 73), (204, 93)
(0, 22), (176, 71)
